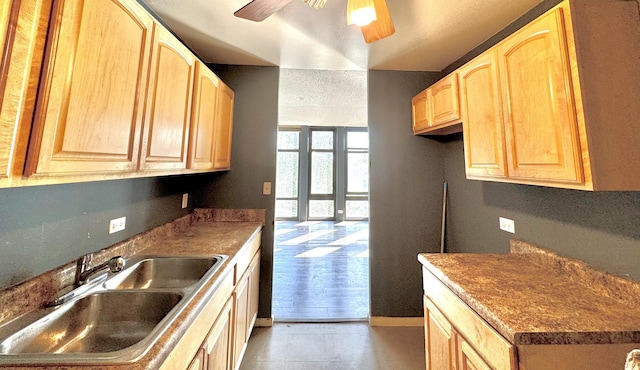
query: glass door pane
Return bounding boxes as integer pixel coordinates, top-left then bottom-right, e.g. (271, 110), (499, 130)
(347, 152), (368, 193)
(308, 129), (335, 219)
(310, 152), (333, 194)
(275, 130), (300, 219)
(345, 129), (369, 220)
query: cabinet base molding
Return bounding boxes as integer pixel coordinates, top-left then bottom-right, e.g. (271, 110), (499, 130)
(255, 317), (274, 327)
(369, 316), (423, 327)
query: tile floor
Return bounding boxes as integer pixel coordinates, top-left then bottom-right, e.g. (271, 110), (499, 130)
(239, 323), (426, 370)
(273, 221), (370, 321)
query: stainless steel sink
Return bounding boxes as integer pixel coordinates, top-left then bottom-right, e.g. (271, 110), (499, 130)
(104, 256), (224, 290)
(0, 254), (227, 365)
(0, 291), (181, 355)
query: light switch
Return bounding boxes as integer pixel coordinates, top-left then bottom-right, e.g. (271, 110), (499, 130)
(262, 182), (272, 195)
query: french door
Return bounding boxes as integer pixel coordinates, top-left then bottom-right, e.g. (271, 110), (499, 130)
(308, 129), (336, 220)
(275, 127), (368, 222)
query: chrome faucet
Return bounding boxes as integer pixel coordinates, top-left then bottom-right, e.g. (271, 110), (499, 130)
(75, 255), (126, 286)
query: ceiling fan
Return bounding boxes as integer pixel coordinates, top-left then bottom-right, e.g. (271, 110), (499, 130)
(234, 0), (395, 43)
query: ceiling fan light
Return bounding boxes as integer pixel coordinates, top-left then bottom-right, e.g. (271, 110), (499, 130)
(347, 0), (377, 26)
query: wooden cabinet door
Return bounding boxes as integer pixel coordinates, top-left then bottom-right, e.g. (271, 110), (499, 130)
(25, 0), (154, 176)
(1, 0), (49, 182)
(187, 348), (205, 370)
(213, 81), (234, 170)
(412, 89), (429, 134)
(140, 26), (195, 171)
(424, 296), (457, 370)
(189, 62), (219, 171)
(233, 271), (250, 366)
(458, 339), (492, 370)
(459, 50), (507, 179)
(429, 73), (461, 127)
(248, 251), (261, 332)
(205, 298), (233, 370)
(0, 1), (10, 50)
(0, 0), (12, 179)
(498, 7), (583, 184)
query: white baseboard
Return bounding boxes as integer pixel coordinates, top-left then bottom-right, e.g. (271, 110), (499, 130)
(255, 317), (274, 327)
(369, 316), (423, 327)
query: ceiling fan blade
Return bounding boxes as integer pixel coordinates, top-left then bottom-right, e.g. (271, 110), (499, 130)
(360, 0), (395, 43)
(304, 0), (327, 9)
(234, 0), (294, 22)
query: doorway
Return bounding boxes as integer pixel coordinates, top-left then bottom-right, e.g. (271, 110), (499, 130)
(273, 127), (370, 321)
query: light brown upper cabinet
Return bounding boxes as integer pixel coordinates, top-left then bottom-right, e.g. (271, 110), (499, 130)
(461, 0), (640, 190)
(412, 73), (462, 135)
(0, 2), (10, 49)
(459, 50), (507, 179)
(189, 62), (220, 171)
(411, 89), (430, 134)
(25, 0), (154, 177)
(429, 73), (461, 128)
(139, 26), (195, 172)
(498, 7), (583, 185)
(0, 1), (14, 181)
(1, 0), (51, 186)
(213, 81), (235, 170)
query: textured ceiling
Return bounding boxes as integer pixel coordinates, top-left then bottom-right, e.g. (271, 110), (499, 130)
(279, 69), (368, 127)
(144, 0), (544, 71)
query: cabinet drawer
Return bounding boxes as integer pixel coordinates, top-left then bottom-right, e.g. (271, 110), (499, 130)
(422, 267), (516, 370)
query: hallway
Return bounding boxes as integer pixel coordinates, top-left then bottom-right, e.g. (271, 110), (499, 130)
(239, 323), (425, 370)
(272, 221), (369, 321)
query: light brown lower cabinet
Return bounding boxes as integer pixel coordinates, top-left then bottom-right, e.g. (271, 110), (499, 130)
(160, 235), (261, 370)
(233, 250), (261, 368)
(422, 268), (516, 370)
(187, 348), (206, 370)
(423, 296), (456, 370)
(422, 266), (640, 370)
(424, 295), (496, 370)
(458, 339), (491, 370)
(205, 298), (233, 370)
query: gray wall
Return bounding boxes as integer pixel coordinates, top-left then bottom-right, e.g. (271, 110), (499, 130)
(442, 0), (562, 75)
(197, 65), (279, 319)
(444, 136), (640, 281)
(368, 70), (444, 317)
(0, 176), (201, 289)
(439, 0), (640, 282)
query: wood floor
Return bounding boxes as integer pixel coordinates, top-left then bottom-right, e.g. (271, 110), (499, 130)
(273, 221), (369, 321)
(239, 323), (426, 370)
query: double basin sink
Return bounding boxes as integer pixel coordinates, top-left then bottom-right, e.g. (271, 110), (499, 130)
(0, 254), (227, 365)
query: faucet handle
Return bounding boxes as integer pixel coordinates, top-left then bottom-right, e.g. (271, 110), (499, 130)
(78, 254), (93, 269)
(108, 256), (126, 272)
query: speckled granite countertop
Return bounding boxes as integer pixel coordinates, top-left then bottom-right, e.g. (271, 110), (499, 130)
(0, 209), (264, 369)
(418, 239), (640, 347)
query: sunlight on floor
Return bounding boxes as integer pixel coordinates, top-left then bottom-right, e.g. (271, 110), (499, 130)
(295, 247), (342, 258)
(273, 221), (370, 321)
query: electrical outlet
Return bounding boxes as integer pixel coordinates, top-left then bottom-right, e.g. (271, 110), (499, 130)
(499, 217), (515, 234)
(109, 217), (126, 234)
(182, 193), (188, 209)
(262, 182), (272, 195)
